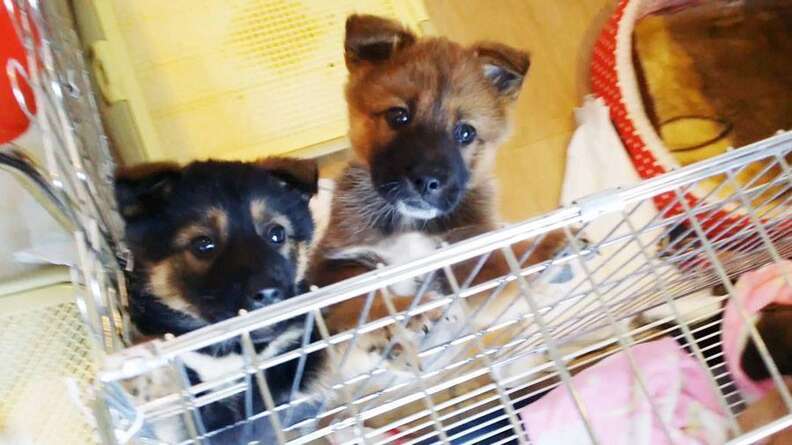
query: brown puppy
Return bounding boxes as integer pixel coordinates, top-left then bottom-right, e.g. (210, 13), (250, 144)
(309, 15), (563, 361)
(304, 16), (573, 437)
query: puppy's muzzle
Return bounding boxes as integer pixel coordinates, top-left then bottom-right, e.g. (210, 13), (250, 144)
(249, 287), (288, 310)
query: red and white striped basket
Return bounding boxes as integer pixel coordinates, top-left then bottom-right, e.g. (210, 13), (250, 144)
(589, 0), (787, 242)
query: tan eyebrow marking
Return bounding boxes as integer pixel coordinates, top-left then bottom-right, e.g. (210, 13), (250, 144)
(251, 198), (294, 240)
(270, 213), (293, 235)
(175, 224), (212, 248)
(174, 207), (229, 248)
(206, 207), (229, 240)
(250, 199), (267, 226)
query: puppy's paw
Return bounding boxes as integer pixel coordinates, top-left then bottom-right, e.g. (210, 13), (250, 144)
(125, 367), (176, 404)
(403, 305), (445, 337)
(356, 331), (415, 376)
(380, 299), (447, 370)
(373, 293), (445, 337)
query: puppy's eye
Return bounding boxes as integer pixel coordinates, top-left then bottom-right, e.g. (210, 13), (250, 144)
(453, 123), (477, 146)
(385, 107), (410, 128)
(190, 236), (216, 257)
(266, 223), (287, 245)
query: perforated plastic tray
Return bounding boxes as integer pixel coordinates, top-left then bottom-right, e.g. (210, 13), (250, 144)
(74, 0), (429, 164)
(0, 282), (100, 444)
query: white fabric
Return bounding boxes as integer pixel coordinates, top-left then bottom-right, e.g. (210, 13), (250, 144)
(558, 95), (661, 323)
(555, 96), (718, 331)
(0, 123), (74, 280)
(561, 96), (647, 207)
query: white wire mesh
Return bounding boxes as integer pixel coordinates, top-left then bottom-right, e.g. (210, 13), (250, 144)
(1, 0), (130, 443)
(97, 133), (791, 444)
(0, 0), (129, 350)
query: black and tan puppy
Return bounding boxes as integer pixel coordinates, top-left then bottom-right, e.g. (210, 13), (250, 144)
(309, 14), (564, 377)
(116, 157), (323, 443)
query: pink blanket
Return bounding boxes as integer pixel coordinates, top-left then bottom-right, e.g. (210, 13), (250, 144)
(722, 261), (792, 403)
(520, 337), (728, 444)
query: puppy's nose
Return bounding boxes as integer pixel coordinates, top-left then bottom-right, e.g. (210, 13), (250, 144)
(413, 175), (444, 197)
(252, 288), (284, 305)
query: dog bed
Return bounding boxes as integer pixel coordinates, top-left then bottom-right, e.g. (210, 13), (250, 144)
(590, 0), (791, 237)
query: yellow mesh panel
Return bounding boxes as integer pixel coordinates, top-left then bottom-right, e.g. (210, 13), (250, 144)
(111, 0), (412, 162)
(0, 299), (99, 444)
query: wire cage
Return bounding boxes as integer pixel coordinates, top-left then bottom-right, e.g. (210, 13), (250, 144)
(0, 0), (128, 346)
(95, 132), (792, 445)
(0, 0), (128, 442)
(2, 1), (792, 445)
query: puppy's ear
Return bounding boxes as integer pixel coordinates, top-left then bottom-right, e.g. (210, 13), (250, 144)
(472, 42), (530, 99)
(344, 14), (416, 68)
(258, 157), (319, 196)
(115, 162), (181, 220)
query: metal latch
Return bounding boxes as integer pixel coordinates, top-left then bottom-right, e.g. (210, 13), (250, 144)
(572, 187), (626, 222)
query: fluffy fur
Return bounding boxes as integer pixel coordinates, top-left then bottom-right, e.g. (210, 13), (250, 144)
(116, 158), (325, 443)
(305, 15), (568, 433)
(309, 13), (564, 340)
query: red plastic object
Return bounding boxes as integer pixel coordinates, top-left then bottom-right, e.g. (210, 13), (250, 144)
(0, 5), (35, 144)
(591, 0), (680, 211)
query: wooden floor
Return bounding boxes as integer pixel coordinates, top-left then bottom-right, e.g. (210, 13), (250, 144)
(425, 0), (616, 221)
(320, 1), (616, 222)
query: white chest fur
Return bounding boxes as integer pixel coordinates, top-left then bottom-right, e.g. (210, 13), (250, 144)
(372, 231), (439, 266)
(131, 328), (307, 443)
(181, 328), (304, 384)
